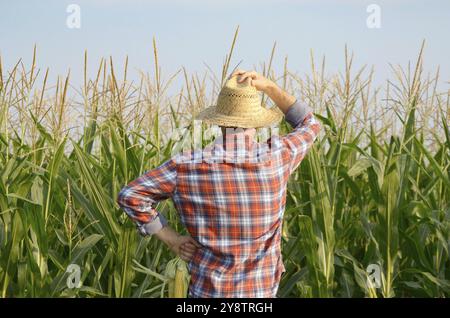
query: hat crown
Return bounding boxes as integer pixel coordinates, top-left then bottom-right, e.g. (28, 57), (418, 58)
(216, 76), (260, 116)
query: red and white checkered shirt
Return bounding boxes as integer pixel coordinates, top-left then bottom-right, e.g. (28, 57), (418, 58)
(118, 100), (321, 297)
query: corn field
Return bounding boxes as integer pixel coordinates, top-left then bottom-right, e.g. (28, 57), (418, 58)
(0, 34), (449, 297)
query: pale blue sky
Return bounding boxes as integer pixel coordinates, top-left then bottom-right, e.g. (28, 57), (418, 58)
(1, 0), (449, 90)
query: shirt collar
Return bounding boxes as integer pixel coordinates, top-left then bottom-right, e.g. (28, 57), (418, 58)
(214, 128), (257, 150)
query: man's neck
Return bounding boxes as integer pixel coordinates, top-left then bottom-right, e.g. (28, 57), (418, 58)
(216, 127), (257, 149)
(222, 127), (256, 139)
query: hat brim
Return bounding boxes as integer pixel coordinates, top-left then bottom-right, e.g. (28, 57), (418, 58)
(194, 105), (283, 128)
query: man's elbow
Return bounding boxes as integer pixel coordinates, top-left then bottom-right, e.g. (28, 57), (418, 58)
(312, 115), (323, 136)
(116, 186), (130, 209)
(317, 121), (323, 134)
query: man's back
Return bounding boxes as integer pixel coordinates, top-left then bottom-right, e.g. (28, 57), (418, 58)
(174, 133), (291, 297)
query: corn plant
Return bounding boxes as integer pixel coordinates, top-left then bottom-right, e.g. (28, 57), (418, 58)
(0, 33), (449, 297)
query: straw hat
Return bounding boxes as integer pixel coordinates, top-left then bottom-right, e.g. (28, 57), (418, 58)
(194, 75), (283, 128)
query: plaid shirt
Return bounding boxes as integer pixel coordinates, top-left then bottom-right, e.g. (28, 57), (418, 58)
(117, 100), (321, 298)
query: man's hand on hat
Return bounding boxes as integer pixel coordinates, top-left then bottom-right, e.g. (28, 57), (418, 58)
(230, 70), (274, 93)
(230, 69), (296, 114)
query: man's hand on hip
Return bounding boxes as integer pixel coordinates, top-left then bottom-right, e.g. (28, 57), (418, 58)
(155, 226), (202, 262)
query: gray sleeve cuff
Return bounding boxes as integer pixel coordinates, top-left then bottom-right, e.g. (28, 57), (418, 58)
(284, 99), (313, 128)
(142, 213), (168, 235)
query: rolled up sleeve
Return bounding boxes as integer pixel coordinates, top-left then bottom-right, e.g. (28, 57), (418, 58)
(281, 99), (322, 173)
(117, 158), (177, 235)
